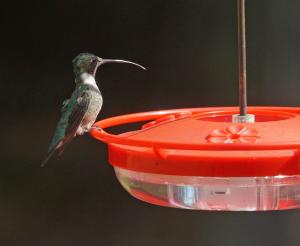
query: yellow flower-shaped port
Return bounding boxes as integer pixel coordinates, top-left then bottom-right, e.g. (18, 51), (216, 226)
(207, 125), (260, 144)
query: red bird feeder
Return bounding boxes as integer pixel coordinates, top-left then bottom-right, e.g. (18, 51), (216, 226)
(90, 1), (300, 210)
(91, 107), (300, 211)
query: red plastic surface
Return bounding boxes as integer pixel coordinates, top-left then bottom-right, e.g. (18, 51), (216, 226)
(90, 107), (300, 177)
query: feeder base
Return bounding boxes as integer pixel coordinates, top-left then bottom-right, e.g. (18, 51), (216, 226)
(115, 167), (300, 211)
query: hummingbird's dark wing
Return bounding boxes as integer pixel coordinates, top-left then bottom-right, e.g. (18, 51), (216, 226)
(41, 92), (91, 167)
(61, 99), (70, 112)
(62, 92), (91, 145)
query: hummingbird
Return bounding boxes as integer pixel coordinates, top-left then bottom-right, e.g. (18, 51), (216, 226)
(41, 53), (145, 166)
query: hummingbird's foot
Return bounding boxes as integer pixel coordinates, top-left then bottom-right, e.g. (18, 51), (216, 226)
(90, 126), (102, 132)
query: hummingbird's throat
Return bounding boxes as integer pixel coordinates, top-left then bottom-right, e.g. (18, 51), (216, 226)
(78, 73), (98, 88)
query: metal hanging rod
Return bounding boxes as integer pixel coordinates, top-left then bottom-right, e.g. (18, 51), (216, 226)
(238, 0), (247, 116)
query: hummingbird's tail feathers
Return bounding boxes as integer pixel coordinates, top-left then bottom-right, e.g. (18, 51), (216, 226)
(57, 139), (72, 156)
(41, 148), (58, 167)
(41, 134), (76, 167)
(57, 147), (65, 156)
(41, 141), (63, 167)
(57, 132), (77, 156)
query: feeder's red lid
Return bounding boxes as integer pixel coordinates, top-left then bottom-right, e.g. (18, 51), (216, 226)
(90, 107), (300, 177)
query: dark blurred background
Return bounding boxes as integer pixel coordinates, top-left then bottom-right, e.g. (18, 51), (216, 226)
(2, 0), (300, 245)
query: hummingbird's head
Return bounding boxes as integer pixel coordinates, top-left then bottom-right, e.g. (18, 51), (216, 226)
(72, 52), (146, 78)
(72, 53), (101, 77)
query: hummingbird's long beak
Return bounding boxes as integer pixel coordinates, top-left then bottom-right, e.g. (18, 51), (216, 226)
(101, 59), (146, 70)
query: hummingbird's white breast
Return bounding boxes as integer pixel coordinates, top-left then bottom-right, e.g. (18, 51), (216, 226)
(76, 72), (102, 135)
(80, 73), (99, 89)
